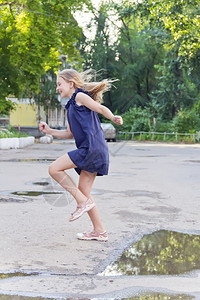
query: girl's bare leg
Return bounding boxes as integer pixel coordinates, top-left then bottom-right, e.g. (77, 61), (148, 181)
(48, 153), (88, 205)
(78, 170), (105, 233)
(49, 154), (105, 232)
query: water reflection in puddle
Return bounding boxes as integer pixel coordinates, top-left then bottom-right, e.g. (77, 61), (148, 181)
(11, 191), (62, 197)
(0, 296), (53, 300)
(0, 272), (38, 280)
(122, 294), (193, 300)
(18, 159), (54, 162)
(185, 160), (200, 163)
(0, 295), (194, 300)
(12, 190), (101, 197)
(0, 159), (54, 163)
(103, 230), (200, 276)
(33, 181), (50, 186)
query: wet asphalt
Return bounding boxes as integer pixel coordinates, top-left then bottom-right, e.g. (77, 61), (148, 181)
(0, 139), (200, 299)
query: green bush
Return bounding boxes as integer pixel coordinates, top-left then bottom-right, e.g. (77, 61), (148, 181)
(0, 99), (16, 116)
(0, 126), (29, 138)
(117, 107), (200, 136)
(170, 109), (200, 133)
(153, 120), (173, 133)
(119, 107), (152, 132)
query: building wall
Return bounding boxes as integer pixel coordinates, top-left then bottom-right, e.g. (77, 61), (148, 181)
(9, 98), (66, 128)
(10, 102), (38, 126)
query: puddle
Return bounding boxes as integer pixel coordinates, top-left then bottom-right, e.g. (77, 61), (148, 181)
(102, 230), (200, 276)
(122, 294), (193, 300)
(18, 159), (54, 162)
(11, 191), (63, 197)
(0, 195), (31, 203)
(0, 296), (52, 300)
(0, 295), (194, 300)
(0, 272), (39, 280)
(0, 159), (54, 163)
(185, 160), (200, 163)
(33, 181), (50, 186)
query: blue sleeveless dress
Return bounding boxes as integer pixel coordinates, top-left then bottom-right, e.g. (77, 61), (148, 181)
(65, 88), (109, 176)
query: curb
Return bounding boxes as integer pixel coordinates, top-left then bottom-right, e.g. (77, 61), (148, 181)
(0, 136), (35, 150)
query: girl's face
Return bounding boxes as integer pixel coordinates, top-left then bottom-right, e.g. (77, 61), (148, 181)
(56, 76), (75, 98)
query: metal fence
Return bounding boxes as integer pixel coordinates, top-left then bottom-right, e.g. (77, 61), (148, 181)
(118, 131), (200, 142)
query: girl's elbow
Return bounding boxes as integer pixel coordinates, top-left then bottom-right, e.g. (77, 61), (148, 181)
(66, 131), (73, 139)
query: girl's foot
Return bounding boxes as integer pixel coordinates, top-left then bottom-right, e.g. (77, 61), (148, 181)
(77, 230), (108, 242)
(69, 198), (95, 222)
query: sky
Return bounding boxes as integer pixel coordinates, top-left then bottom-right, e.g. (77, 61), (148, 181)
(74, 0), (122, 41)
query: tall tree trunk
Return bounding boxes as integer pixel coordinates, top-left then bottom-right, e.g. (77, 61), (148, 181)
(121, 18), (133, 64)
(146, 69), (151, 101)
(105, 34), (113, 108)
(136, 78), (142, 97)
(172, 104), (176, 118)
(174, 50), (181, 113)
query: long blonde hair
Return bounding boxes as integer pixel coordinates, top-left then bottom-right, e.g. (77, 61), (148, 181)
(58, 68), (114, 103)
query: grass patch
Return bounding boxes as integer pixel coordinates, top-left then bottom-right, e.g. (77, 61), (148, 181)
(0, 126), (29, 138)
(117, 132), (198, 143)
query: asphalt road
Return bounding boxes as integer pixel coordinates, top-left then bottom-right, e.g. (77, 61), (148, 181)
(0, 140), (200, 299)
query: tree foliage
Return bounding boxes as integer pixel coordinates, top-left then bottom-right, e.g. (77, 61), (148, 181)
(82, 0), (200, 129)
(171, 108), (200, 133)
(117, 107), (152, 132)
(121, 0), (200, 118)
(82, 3), (118, 109)
(105, 230), (200, 276)
(0, 0), (85, 103)
(0, 98), (16, 115)
(0, 0), (199, 133)
(135, 0), (200, 60)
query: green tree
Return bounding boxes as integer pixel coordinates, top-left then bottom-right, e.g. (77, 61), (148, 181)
(0, 99), (16, 116)
(135, 0), (200, 60)
(81, 0), (200, 132)
(0, 0), (86, 117)
(82, 3), (164, 113)
(171, 108), (200, 133)
(118, 107), (152, 132)
(133, 0), (200, 118)
(82, 3), (117, 109)
(114, 22), (165, 112)
(33, 68), (60, 124)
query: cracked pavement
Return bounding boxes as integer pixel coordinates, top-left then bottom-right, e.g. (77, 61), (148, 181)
(0, 140), (200, 299)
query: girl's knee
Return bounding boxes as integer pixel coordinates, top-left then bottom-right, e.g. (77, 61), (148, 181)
(78, 184), (90, 198)
(48, 163), (57, 177)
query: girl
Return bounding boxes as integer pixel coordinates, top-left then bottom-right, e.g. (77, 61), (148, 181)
(39, 69), (123, 242)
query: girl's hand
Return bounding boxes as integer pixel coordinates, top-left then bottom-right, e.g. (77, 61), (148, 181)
(39, 121), (51, 134)
(112, 115), (123, 125)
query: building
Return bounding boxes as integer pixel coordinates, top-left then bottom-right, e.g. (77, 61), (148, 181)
(8, 97), (67, 137)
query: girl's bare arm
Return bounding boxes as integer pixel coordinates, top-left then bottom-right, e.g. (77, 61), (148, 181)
(39, 121), (73, 139)
(75, 93), (123, 125)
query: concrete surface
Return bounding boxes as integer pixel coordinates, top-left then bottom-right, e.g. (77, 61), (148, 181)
(0, 140), (200, 299)
(0, 136), (35, 149)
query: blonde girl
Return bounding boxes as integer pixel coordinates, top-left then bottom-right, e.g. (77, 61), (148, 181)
(39, 69), (123, 241)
